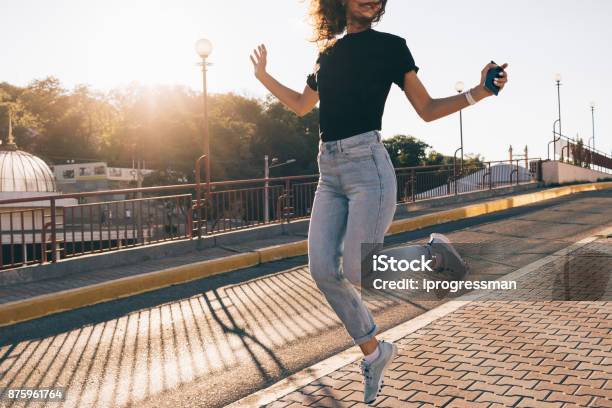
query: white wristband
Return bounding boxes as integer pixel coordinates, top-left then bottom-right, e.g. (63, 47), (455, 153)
(465, 89), (477, 105)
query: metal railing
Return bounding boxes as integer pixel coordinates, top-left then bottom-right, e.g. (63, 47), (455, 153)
(394, 159), (539, 202)
(548, 129), (612, 174)
(1, 157), (540, 271)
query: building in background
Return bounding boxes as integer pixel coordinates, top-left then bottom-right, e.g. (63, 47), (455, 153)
(51, 161), (154, 194)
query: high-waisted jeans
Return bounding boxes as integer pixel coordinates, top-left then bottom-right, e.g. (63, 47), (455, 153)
(307, 130), (400, 344)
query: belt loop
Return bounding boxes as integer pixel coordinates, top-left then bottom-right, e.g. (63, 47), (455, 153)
(376, 131), (381, 142)
(338, 139), (343, 152)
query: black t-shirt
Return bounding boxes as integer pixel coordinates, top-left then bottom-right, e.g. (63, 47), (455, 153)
(306, 28), (419, 142)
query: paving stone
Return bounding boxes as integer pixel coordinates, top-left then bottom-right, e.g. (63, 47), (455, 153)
(249, 237), (612, 407)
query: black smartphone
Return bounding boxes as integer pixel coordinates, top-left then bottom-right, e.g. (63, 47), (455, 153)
(485, 60), (504, 96)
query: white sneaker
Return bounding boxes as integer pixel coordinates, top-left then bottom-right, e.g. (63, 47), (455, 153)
(427, 233), (470, 281)
(360, 340), (398, 404)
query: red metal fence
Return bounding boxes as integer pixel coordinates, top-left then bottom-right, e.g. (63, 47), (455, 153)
(1, 158), (540, 271)
(549, 132), (612, 174)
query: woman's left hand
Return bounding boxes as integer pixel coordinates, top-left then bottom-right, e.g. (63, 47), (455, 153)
(478, 62), (509, 96)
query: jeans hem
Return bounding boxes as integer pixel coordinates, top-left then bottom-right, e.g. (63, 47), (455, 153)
(352, 324), (378, 345)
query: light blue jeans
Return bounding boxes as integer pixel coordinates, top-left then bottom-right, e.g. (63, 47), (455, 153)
(307, 130), (410, 344)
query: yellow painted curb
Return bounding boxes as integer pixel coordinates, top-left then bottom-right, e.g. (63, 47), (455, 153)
(388, 182), (612, 235)
(258, 240), (308, 263)
(0, 251), (260, 327)
(1, 182), (610, 327)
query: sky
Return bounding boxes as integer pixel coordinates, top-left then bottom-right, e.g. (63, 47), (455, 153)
(0, 0), (610, 161)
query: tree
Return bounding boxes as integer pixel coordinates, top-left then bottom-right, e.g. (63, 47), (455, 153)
(0, 83), (41, 150)
(2, 77), (478, 187)
(250, 96), (320, 178)
(383, 134), (431, 167)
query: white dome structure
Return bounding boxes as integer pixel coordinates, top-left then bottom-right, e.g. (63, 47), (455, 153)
(0, 116), (56, 193)
(0, 150), (57, 192)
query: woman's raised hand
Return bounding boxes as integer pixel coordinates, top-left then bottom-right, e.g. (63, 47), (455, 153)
(250, 44), (268, 80)
(479, 62), (509, 96)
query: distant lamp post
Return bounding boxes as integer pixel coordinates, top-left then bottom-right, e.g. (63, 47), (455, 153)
(194, 38), (213, 239)
(455, 81), (465, 173)
(554, 73), (562, 159)
(589, 101), (596, 151)
(195, 38), (213, 161)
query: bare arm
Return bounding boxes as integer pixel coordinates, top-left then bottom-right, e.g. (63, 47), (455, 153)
(250, 44), (319, 117)
(403, 62), (509, 122)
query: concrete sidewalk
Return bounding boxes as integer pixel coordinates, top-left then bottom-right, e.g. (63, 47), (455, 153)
(232, 230), (611, 408)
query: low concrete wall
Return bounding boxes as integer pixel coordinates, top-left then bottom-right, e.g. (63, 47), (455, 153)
(395, 182), (541, 215)
(542, 160), (610, 184)
(0, 220), (309, 287)
(0, 182), (541, 287)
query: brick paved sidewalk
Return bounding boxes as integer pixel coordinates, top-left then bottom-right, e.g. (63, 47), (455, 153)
(255, 236), (612, 408)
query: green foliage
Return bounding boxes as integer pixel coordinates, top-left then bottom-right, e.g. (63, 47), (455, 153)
(1, 77), (460, 183)
(381, 134), (463, 168)
(143, 168), (188, 187)
(383, 134), (430, 167)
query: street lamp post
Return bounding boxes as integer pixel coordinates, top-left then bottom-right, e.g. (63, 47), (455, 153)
(455, 81), (464, 173)
(590, 101), (596, 151)
(554, 73), (562, 159)
(195, 38), (213, 239)
(264, 155), (270, 223)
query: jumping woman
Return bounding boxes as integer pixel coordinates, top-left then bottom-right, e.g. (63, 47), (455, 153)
(250, 0), (508, 403)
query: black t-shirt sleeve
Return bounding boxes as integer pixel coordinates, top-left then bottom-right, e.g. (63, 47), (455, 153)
(392, 38), (419, 89)
(306, 73), (317, 91)
(306, 54), (321, 91)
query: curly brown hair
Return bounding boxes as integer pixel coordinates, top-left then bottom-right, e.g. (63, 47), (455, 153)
(307, 0), (388, 51)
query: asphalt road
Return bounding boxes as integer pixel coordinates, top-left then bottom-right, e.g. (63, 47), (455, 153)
(0, 189), (610, 408)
